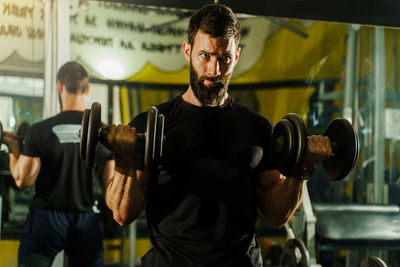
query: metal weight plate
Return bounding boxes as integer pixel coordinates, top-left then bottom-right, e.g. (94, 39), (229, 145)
(144, 106), (158, 171)
(80, 109), (90, 160)
(154, 114), (165, 166)
(322, 119), (359, 180)
(271, 118), (295, 174)
(0, 121), (3, 144)
(284, 113), (307, 176)
(86, 102), (102, 168)
(360, 256), (387, 267)
(279, 238), (311, 267)
(16, 121), (31, 152)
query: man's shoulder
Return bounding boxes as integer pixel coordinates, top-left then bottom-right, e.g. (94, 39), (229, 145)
(29, 116), (55, 131)
(231, 98), (273, 127)
(29, 111), (80, 133)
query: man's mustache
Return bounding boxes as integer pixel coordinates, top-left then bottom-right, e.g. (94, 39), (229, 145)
(199, 76), (223, 83)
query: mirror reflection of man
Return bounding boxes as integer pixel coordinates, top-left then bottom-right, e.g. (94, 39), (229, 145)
(3, 61), (115, 267)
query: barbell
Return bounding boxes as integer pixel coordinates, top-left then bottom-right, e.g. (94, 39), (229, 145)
(80, 102), (165, 171)
(270, 113), (359, 180)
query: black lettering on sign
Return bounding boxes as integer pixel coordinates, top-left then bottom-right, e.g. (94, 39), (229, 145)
(3, 2), (10, 15)
(26, 27), (44, 39)
(97, 2), (149, 15)
(0, 24), (22, 37)
(120, 39), (135, 50)
(107, 18), (185, 37)
(3, 3), (34, 18)
(70, 33), (113, 47)
(107, 18), (146, 33)
(141, 42), (181, 53)
(85, 15), (97, 27)
(151, 26), (185, 37)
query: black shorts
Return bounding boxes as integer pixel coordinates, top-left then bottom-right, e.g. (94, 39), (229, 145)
(18, 209), (104, 267)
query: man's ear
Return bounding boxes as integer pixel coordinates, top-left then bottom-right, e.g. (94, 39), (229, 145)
(57, 80), (63, 94)
(84, 85), (90, 95)
(183, 41), (191, 62)
(234, 46), (241, 66)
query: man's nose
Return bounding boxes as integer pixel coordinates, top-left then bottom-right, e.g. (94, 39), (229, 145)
(207, 56), (221, 77)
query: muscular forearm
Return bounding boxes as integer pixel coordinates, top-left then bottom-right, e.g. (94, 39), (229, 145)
(9, 153), (23, 188)
(257, 177), (305, 228)
(8, 153), (40, 189)
(105, 169), (149, 226)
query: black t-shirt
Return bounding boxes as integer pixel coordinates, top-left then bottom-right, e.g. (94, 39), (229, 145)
(130, 95), (274, 267)
(22, 110), (113, 212)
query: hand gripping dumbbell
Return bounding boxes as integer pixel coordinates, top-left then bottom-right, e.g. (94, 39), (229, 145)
(270, 113), (359, 180)
(0, 121), (31, 152)
(80, 102), (165, 171)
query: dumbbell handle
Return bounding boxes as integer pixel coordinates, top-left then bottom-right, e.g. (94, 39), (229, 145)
(97, 127), (146, 143)
(331, 142), (337, 155)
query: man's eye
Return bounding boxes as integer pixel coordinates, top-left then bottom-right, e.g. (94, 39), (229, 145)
(201, 53), (209, 59)
(222, 55), (231, 63)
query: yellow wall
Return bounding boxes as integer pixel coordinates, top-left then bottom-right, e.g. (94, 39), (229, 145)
(0, 236), (288, 265)
(0, 238), (152, 266)
(0, 240), (19, 267)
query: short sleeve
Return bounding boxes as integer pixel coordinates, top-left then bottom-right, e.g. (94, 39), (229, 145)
(253, 118), (275, 174)
(21, 125), (40, 157)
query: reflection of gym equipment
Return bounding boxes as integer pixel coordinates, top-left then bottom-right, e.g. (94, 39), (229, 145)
(271, 114), (359, 180)
(80, 102), (165, 170)
(0, 121), (33, 240)
(279, 237), (311, 266)
(282, 185), (398, 267)
(359, 256), (388, 267)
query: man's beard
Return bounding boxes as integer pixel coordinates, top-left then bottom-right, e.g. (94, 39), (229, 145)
(189, 61), (231, 106)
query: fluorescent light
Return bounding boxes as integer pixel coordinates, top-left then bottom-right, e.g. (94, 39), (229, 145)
(9, 116), (16, 128)
(97, 58), (126, 80)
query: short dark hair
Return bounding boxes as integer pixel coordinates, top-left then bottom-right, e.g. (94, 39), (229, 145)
(56, 61), (89, 94)
(188, 4), (240, 46)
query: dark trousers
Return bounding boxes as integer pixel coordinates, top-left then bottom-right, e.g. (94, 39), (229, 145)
(18, 209), (104, 267)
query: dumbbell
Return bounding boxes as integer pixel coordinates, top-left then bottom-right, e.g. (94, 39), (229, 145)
(0, 121), (31, 151)
(0, 122), (3, 144)
(270, 113), (359, 180)
(80, 102), (165, 171)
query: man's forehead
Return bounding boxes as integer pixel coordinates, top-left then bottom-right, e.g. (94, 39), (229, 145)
(193, 30), (236, 52)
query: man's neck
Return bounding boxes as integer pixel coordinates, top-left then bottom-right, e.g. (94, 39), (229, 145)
(61, 94), (86, 112)
(182, 86), (229, 107)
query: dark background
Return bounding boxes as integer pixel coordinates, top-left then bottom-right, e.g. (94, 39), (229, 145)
(96, 0), (400, 28)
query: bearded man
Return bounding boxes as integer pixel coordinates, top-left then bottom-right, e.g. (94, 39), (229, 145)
(103, 4), (332, 267)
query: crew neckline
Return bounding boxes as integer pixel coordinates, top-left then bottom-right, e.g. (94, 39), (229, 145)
(178, 94), (233, 111)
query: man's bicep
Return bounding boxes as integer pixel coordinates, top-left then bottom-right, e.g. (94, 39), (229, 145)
(257, 169), (285, 191)
(15, 155), (41, 188)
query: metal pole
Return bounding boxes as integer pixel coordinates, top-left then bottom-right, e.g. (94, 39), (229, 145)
(391, 31), (398, 185)
(343, 25), (359, 124)
(129, 87), (140, 267)
(373, 27), (386, 204)
(129, 221), (137, 267)
(43, 0), (69, 119)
